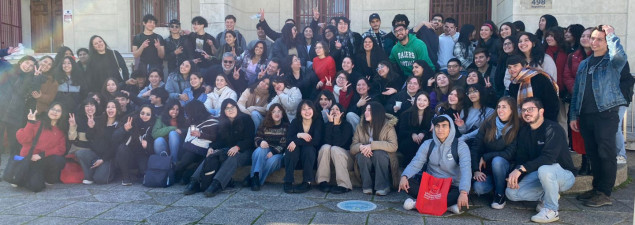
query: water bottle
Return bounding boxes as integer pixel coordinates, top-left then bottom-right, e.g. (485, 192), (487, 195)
(250, 14), (261, 20)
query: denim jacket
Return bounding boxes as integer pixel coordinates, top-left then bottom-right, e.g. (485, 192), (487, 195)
(165, 72), (191, 100)
(569, 34), (627, 121)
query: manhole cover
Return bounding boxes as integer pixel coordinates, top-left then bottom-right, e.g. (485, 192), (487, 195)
(337, 200), (377, 212)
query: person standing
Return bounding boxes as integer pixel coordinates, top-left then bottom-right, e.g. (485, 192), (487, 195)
(165, 19), (192, 74)
(132, 14), (165, 75)
(216, 15), (248, 51)
(362, 13), (387, 50)
(438, 18), (459, 71)
(389, 24), (435, 77)
(569, 25), (626, 207)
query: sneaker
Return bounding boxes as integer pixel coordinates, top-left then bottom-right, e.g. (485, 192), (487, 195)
(203, 181), (222, 198)
(283, 182), (294, 193)
(294, 182), (312, 193)
(447, 204), (462, 214)
(318, 181), (331, 193)
(617, 156), (627, 164)
(330, 186), (351, 194)
(531, 208), (559, 223)
(576, 190), (597, 201)
(121, 180), (132, 186)
(583, 192), (612, 207)
(10, 183), (18, 188)
(375, 188), (389, 196)
(362, 189), (373, 195)
(45, 182), (54, 186)
(82, 180), (94, 185)
(403, 198), (416, 210)
(491, 194), (506, 209)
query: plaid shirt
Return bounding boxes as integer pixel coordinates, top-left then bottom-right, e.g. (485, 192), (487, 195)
(362, 28), (387, 49)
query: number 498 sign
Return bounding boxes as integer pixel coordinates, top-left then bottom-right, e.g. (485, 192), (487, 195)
(522, 0), (552, 9)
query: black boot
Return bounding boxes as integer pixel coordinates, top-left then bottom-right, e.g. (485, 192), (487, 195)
(579, 154), (592, 176)
(204, 180), (222, 197)
(251, 173), (261, 191)
(184, 179), (200, 195)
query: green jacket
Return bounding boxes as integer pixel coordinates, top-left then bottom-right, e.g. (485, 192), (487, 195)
(389, 34), (435, 76)
(152, 116), (177, 139)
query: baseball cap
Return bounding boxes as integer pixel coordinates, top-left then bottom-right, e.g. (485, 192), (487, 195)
(369, 13), (380, 22)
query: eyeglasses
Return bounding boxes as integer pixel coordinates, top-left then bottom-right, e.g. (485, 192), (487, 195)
(49, 108), (62, 113)
(223, 60), (235, 64)
(467, 90), (479, 94)
(521, 107), (538, 113)
(376, 65), (385, 71)
(140, 112), (152, 116)
(170, 25), (180, 29)
(503, 42), (513, 46)
(394, 28), (406, 33)
(225, 105), (237, 111)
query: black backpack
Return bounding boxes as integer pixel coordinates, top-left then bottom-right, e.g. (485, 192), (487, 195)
(422, 137), (460, 172)
(143, 152), (175, 188)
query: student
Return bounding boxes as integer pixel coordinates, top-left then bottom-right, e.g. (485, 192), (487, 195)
(410, 14), (442, 69)
(75, 100), (121, 184)
(535, 14), (559, 45)
(299, 26), (318, 66)
(283, 100), (322, 193)
(101, 78), (121, 103)
(204, 74), (238, 116)
(314, 90), (336, 123)
(14, 104), (68, 192)
(152, 99), (186, 163)
(67, 99), (98, 159)
(331, 17), (363, 70)
(137, 69), (165, 102)
(239, 41), (269, 85)
(27, 56), (54, 114)
(86, 35), (129, 92)
(312, 41), (336, 93)
(457, 84), (494, 144)
(472, 48), (496, 89)
(389, 23), (435, 77)
(197, 99), (255, 197)
(354, 36), (389, 81)
(247, 23), (274, 55)
(55, 56), (86, 111)
(216, 30), (244, 60)
(148, 87), (168, 116)
(188, 16), (219, 71)
(281, 56), (312, 98)
(472, 97), (519, 209)
(267, 76), (302, 122)
(507, 98), (575, 223)
(333, 71), (354, 110)
(216, 15), (247, 51)
(496, 36), (519, 97)
(165, 19), (192, 74)
(498, 22), (517, 39)
(477, 21), (501, 66)
(341, 57), (364, 86)
(132, 14), (165, 74)
(543, 26), (570, 137)
(180, 72), (207, 106)
(465, 69), (497, 108)
(412, 60), (435, 92)
(428, 72), (453, 109)
(37, 56), (60, 115)
(237, 77), (272, 130)
(438, 18), (459, 71)
(181, 101), (218, 192)
(446, 58), (467, 89)
(362, 13), (387, 50)
(249, 104), (290, 190)
(166, 60), (197, 101)
(373, 61), (404, 104)
(345, 78), (377, 130)
(76, 48), (90, 72)
(114, 105), (156, 186)
(507, 32), (557, 84)
(271, 23), (309, 67)
(385, 76), (421, 116)
(507, 55), (559, 121)
(205, 52), (248, 95)
(399, 115), (471, 214)
(397, 92), (434, 165)
(382, 14), (409, 55)
(453, 24), (477, 69)
(317, 103), (354, 194)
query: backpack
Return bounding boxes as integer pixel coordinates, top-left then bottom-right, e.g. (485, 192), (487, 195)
(422, 137), (460, 172)
(143, 151), (175, 187)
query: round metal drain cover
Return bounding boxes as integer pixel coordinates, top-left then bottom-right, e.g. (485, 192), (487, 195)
(337, 200), (377, 212)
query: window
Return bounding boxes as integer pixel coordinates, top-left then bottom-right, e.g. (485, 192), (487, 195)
(0, 0), (22, 49)
(430, 0), (491, 29)
(295, 0), (348, 31)
(130, 0), (179, 38)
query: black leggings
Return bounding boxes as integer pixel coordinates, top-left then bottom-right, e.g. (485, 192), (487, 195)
(406, 175), (460, 206)
(26, 155), (66, 192)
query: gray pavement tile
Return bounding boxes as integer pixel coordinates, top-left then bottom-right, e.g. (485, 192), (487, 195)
(3, 199), (75, 216)
(235, 184), (283, 196)
(280, 187), (328, 199)
(367, 213), (424, 224)
(192, 206), (216, 215)
(0, 186), (38, 199)
(82, 219), (138, 225)
(483, 221), (536, 225)
(324, 188), (373, 201)
(171, 191), (231, 207)
(424, 216), (484, 225)
(578, 197), (633, 213)
(252, 211), (315, 225)
(559, 211), (631, 225)
(93, 190), (152, 203)
(107, 183), (154, 192)
(146, 207), (205, 225)
(370, 191), (409, 202)
(0, 197), (28, 211)
(25, 216), (87, 225)
(469, 194), (493, 207)
(96, 203), (165, 221)
(146, 192), (184, 205)
(0, 215), (38, 224)
(378, 202), (424, 216)
(200, 207), (264, 224)
(250, 195), (320, 211)
(146, 185), (185, 193)
(467, 206), (535, 223)
(34, 188), (92, 200)
(310, 212), (368, 225)
(217, 194), (264, 210)
(49, 201), (119, 219)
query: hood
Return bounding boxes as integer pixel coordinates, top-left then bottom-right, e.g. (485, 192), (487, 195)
(432, 114), (456, 145)
(359, 113), (399, 129)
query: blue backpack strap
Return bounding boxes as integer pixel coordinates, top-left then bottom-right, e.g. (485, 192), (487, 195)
(422, 141), (435, 171)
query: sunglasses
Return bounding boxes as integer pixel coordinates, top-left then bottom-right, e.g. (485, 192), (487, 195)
(223, 60), (234, 64)
(170, 25), (180, 29)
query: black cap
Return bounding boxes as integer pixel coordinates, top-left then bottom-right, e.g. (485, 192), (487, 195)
(169, 19), (181, 25)
(369, 13), (380, 22)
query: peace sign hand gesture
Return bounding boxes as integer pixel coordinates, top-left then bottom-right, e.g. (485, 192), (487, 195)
(33, 65), (42, 76)
(484, 77), (492, 88)
(153, 39), (161, 48)
(124, 117), (133, 131)
(341, 81), (351, 92)
(325, 77), (333, 87)
(233, 67), (242, 80)
(27, 109), (37, 121)
(87, 114), (95, 128)
(68, 113), (76, 127)
(453, 113), (464, 127)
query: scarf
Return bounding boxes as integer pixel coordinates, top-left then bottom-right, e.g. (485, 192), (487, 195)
(336, 31), (355, 58)
(245, 87), (269, 108)
(214, 86), (228, 96)
(495, 117), (510, 139)
(510, 68), (559, 106)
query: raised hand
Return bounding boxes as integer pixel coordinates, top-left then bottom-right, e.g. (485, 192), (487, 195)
(327, 110), (334, 123)
(87, 114), (95, 128)
(233, 67), (241, 80)
(257, 67), (267, 80)
(316, 80), (324, 89)
(31, 91), (41, 99)
(259, 8), (265, 22)
(153, 39), (161, 48)
(124, 117), (133, 131)
(335, 40), (342, 50)
(603, 25), (614, 36)
(428, 77), (436, 87)
(453, 113), (464, 127)
(341, 81), (351, 92)
(206, 39), (215, 49)
(357, 96), (371, 107)
(325, 77), (332, 87)
(484, 77), (492, 88)
(141, 39), (150, 49)
(68, 113), (76, 127)
(7, 46), (20, 54)
(33, 65), (42, 76)
(27, 109), (37, 121)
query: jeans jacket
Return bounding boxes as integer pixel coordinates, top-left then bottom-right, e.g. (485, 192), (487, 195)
(569, 34), (627, 121)
(165, 72), (191, 100)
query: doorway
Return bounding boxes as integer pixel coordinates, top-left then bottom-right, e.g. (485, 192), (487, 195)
(30, 0), (63, 53)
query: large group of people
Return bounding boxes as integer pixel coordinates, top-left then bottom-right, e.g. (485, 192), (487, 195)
(0, 9), (631, 223)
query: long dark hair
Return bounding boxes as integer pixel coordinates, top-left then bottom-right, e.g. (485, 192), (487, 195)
(103, 99), (122, 122)
(281, 23), (297, 47)
(375, 60), (399, 83)
(323, 25), (337, 41)
(517, 32), (546, 68)
(160, 99), (186, 126)
(261, 103), (289, 128)
(535, 14), (558, 41)
(184, 100), (211, 125)
(566, 24), (585, 53)
(296, 100), (319, 121)
(55, 56), (84, 86)
(501, 35), (519, 56)
(404, 92), (434, 127)
(413, 60), (435, 82)
(88, 35), (111, 56)
(483, 96), (519, 144)
(131, 105), (156, 138)
(248, 41), (268, 65)
(432, 72), (453, 103)
(361, 102), (386, 140)
(40, 102), (69, 133)
(314, 90), (336, 110)
(436, 86), (467, 118)
(300, 26), (316, 46)
(466, 84), (488, 119)
(457, 24), (476, 51)
(53, 46), (74, 68)
(499, 22), (518, 38)
(11, 55), (37, 75)
(544, 26), (567, 52)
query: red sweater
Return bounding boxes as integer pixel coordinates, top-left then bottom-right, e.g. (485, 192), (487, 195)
(545, 46), (567, 91)
(16, 121), (66, 157)
(312, 56), (336, 91)
(563, 49), (592, 93)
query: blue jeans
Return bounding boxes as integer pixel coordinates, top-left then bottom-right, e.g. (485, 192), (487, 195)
(153, 130), (181, 163)
(473, 156), (510, 195)
(616, 106), (627, 159)
(506, 164), (575, 211)
(251, 111), (264, 132)
(251, 147), (283, 185)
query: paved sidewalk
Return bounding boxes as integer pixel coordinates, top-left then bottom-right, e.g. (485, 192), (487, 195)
(0, 153), (633, 225)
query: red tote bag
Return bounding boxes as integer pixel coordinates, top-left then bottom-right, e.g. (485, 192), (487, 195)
(571, 130), (586, 154)
(415, 172), (453, 216)
(60, 155), (84, 184)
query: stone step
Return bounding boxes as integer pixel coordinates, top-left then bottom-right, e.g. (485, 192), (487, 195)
(564, 164), (628, 194)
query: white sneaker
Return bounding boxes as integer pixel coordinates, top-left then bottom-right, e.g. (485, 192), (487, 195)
(82, 180), (94, 185)
(362, 189), (373, 194)
(45, 182), (53, 186)
(447, 204), (462, 214)
(531, 208), (559, 223)
(403, 198), (416, 210)
(10, 183), (18, 188)
(617, 156), (627, 164)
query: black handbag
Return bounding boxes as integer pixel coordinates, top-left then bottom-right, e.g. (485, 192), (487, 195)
(3, 123), (44, 186)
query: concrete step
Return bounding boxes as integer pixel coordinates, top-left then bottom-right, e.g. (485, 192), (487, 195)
(564, 164), (628, 194)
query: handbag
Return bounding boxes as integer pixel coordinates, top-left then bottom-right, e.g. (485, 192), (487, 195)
(415, 172), (453, 216)
(113, 50), (124, 81)
(60, 154), (84, 184)
(3, 123), (44, 186)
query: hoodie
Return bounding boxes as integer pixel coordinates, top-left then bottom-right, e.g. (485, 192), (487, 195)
(389, 33), (435, 76)
(401, 114), (472, 192)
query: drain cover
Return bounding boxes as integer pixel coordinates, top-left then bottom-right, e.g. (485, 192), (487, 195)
(337, 200), (377, 212)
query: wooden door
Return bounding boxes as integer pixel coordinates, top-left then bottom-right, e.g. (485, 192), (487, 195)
(430, 0), (491, 28)
(30, 0), (63, 53)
